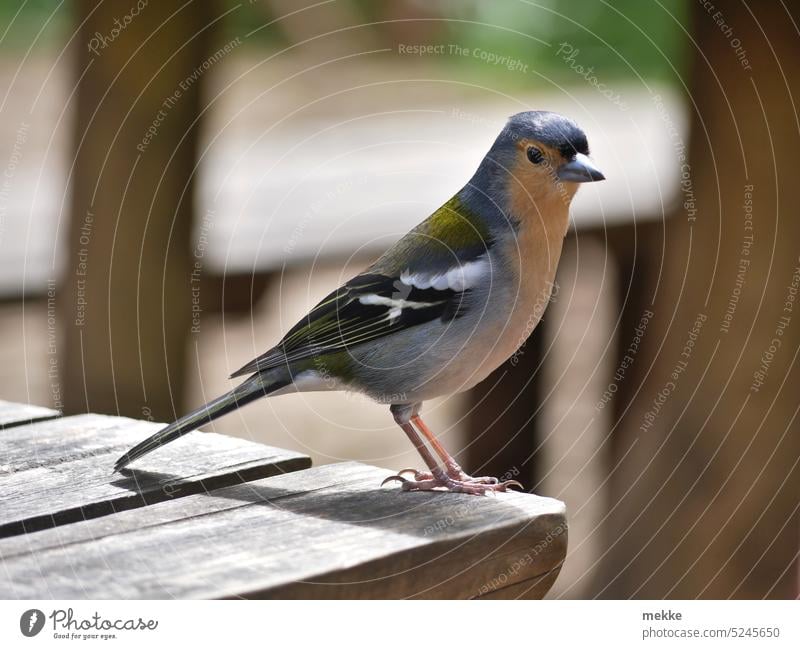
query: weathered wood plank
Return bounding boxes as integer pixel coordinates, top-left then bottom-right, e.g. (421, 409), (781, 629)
(0, 413), (310, 538)
(0, 400), (59, 429)
(0, 462), (566, 599)
(473, 565), (563, 600)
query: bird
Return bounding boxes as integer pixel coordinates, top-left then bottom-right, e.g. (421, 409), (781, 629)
(115, 110), (604, 494)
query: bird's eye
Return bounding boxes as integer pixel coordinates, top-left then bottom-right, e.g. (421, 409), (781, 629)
(527, 146), (544, 164)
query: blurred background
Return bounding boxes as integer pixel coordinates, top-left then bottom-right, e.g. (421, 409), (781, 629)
(0, 0), (797, 599)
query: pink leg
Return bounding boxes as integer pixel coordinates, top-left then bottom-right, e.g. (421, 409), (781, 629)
(382, 407), (523, 495)
(411, 415), (503, 485)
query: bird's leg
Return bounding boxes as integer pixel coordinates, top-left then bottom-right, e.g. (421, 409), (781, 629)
(382, 418), (450, 485)
(410, 415), (498, 484)
(382, 404), (523, 495)
(411, 415), (522, 490)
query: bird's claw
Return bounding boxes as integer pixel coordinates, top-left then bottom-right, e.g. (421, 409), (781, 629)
(380, 470), (525, 496)
(398, 468), (434, 480)
(381, 474), (409, 487)
(461, 475), (500, 485)
(381, 469), (434, 487)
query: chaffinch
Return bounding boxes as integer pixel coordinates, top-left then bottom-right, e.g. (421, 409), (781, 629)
(115, 111), (604, 494)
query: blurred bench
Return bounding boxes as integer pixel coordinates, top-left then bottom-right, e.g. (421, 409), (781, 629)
(0, 400), (566, 599)
(0, 88), (682, 299)
(199, 89), (681, 274)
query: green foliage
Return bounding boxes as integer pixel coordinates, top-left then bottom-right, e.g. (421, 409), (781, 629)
(231, 0), (689, 87)
(2, 0), (689, 87)
(0, 0), (67, 49)
(443, 0), (690, 85)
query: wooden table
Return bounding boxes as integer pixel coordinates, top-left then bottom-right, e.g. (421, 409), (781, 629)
(0, 401), (567, 599)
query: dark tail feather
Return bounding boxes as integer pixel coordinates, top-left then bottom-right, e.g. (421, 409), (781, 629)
(113, 373), (285, 472)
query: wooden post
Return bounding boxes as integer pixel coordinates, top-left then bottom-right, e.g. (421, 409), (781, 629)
(595, 1), (800, 598)
(540, 235), (616, 597)
(463, 324), (543, 488)
(61, 0), (216, 420)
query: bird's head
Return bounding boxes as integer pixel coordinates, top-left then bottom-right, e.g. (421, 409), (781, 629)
(473, 111), (604, 211)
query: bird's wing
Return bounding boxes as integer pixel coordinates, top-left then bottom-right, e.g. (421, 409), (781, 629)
(231, 196), (495, 378)
(229, 264), (483, 378)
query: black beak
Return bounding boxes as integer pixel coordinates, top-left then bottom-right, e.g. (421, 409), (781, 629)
(557, 153), (605, 183)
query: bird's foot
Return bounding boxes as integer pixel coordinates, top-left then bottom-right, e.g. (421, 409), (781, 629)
(394, 466), (500, 485)
(382, 469), (523, 496)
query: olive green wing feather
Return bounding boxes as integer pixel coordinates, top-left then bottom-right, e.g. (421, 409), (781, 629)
(230, 196), (493, 379)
